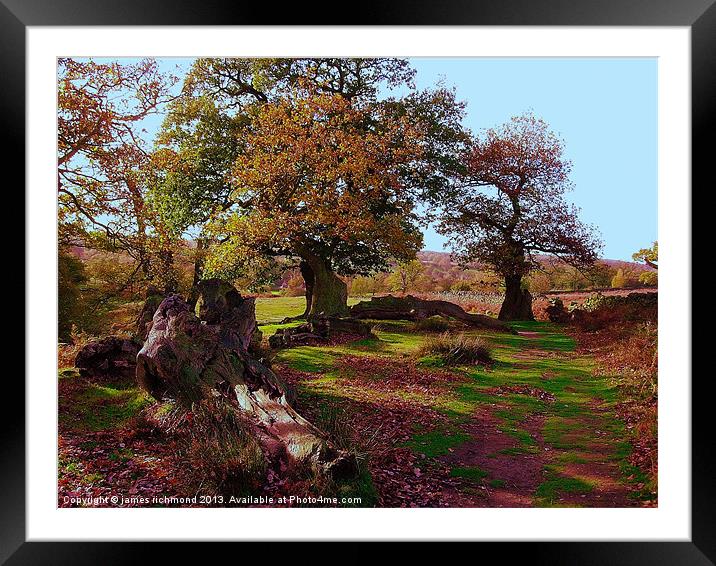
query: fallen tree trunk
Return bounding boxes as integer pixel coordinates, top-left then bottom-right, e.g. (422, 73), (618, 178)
(135, 281), (356, 479)
(350, 294), (515, 333)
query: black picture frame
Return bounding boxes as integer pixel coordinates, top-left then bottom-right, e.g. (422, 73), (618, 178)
(5, 0), (707, 560)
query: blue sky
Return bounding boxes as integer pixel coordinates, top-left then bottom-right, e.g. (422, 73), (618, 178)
(139, 57), (658, 261)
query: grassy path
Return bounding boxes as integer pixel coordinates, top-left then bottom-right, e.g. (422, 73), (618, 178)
(439, 323), (635, 507)
(272, 317), (647, 507)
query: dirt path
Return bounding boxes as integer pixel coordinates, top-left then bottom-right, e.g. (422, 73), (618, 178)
(440, 408), (548, 507)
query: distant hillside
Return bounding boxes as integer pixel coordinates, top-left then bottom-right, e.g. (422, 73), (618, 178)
(65, 242), (654, 295)
(416, 250), (652, 273)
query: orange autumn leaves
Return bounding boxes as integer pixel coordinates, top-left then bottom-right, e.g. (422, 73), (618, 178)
(58, 58), (171, 170)
(206, 93), (425, 274)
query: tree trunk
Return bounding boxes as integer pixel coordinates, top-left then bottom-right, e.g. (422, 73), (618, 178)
(299, 260), (315, 318)
(187, 239), (206, 311)
(160, 249), (178, 294)
(300, 253), (349, 318)
(499, 274), (534, 321)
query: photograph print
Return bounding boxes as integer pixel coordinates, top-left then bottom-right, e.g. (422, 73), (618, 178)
(57, 56), (658, 509)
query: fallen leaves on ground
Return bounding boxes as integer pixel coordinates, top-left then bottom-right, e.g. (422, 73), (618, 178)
(58, 425), (185, 507)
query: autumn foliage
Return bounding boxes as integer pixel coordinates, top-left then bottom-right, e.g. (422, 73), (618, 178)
(58, 58), (178, 291)
(152, 58), (467, 317)
(205, 92), (425, 316)
(433, 113), (602, 320)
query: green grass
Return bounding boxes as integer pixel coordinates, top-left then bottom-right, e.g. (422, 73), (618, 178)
(108, 447), (135, 463)
(59, 376), (153, 432)
(535, 467), (595, 506)
(451, 466), (489, 481)
(255, 296), (308, 323)
(499, 425), (538, 447)
(371, 322), (424, 354)
(258, 321), (303, 336)
(404, 429), (471, 458)
(254, 296), (362, 324)
(60, 297), (649, 508)
(335, 465), (379, 507)
(259, 307), (652, 506)
(542, 417), (589, 450)
(262, 309), (644, 505)
(276, 346), (340, 373)
(555, 452), (590, 465)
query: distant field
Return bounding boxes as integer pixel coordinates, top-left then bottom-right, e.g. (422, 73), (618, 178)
(254, 296), (362, 325)
(254, 290), (658, 326)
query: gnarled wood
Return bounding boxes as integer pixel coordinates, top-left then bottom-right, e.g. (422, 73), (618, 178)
(295, 245), (349, 318)
(350, 294), (515, 333)
(134, 285), (165, 341)
(136, 286), (356, 479)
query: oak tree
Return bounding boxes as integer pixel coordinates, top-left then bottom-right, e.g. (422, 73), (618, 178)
(434, 113), (601, 320)
(206, 92), (425, 316)
(155, 58), (467, 317)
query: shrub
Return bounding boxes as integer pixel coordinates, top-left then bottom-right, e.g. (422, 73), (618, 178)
(606, 321), (658, 401)
(639, 271), (658, 286)
(413, 316), (451, 332)
(573, 292), (657, 331)
(570, 319), (658, 496)
(531, 297), (550, 321)
(418, 333), (493, 366)
(449, 281), (473, 293)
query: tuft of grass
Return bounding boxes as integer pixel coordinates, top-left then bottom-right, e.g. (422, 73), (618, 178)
(178, 399), (266, 497)
(417, 333), (493, 366)
(309, 404), (379, 507)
